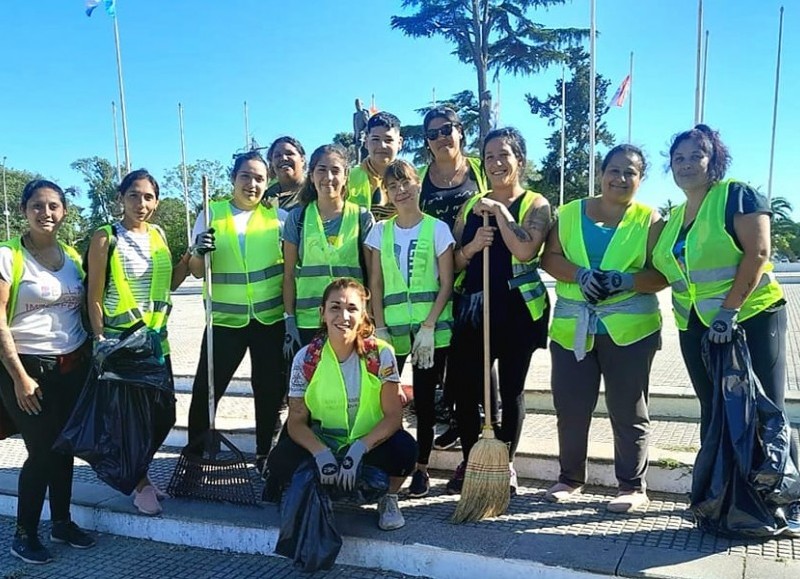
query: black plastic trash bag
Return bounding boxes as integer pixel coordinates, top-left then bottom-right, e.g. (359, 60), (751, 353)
(275, 458), (342, 573)
(328, 463), (389, 504)
(690, 328), (800, 538)
(53, 325), (175, 496)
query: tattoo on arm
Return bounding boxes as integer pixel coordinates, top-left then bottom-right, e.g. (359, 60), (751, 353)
(508, 222), (533, 242)
(523, 205), (553, 235)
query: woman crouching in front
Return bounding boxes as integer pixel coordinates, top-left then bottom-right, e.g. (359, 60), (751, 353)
(266, 278), (417, 530)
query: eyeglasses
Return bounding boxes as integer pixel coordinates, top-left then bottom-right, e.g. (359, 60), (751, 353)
(425, 123), (456, 141)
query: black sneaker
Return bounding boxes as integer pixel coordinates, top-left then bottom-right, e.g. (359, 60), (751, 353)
(446, 461), (466, 495)
(11, 530), (53, 564)
(407, 469), (430, 498)
(50, 520), (96, 549)
(433, 425), (460, 450)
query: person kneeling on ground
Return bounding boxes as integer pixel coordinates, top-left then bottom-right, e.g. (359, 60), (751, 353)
(266, 277), (417, 530)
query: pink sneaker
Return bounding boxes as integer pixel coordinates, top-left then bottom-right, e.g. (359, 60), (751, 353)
(134, 485), (163, 516)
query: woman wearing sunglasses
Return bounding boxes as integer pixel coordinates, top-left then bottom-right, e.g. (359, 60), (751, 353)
(418, 107), (489, 451)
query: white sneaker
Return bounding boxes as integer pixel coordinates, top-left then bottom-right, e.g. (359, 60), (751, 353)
(607, 490), (649, 513)
(377, 494), (405, 531)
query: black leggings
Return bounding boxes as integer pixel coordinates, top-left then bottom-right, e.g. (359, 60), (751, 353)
(397, 348), (448, 465)
(0, 353), (88, 534)
(447, 321), (539, 462)
(187, 319), (286, 457)
(679, 305), (797, 463)
(267, 427), (418, 488)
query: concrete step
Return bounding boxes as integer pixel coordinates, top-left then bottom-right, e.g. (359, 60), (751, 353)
(169, 382), (699, 495)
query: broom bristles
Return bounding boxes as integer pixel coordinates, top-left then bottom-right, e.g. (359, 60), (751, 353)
(452, 429), (510, 523)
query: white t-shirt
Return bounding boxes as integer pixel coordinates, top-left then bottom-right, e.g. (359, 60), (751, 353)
(104, 223), (155, 317)
(364, 217), (455, 285)
(0, 246), (87, 355)
(193, 203), (286, 255)
(288, 344), (399, 426)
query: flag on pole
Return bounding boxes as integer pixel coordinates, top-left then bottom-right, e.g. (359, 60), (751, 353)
(610, 75), (631, 107)
(86, 0), (116, 17)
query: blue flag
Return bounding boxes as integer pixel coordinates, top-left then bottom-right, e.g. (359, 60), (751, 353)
(86, 0), (116, 17)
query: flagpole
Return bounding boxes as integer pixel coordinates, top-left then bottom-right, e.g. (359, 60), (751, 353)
(700, 30), (709, 122)
(112, 12), (131, 173)
(588, 0), (596, 197)
(432, 87), (436, 107)
(111, 101), (121, 182)
(178, 103), (192, 245)
(1, 157), (9, 240)
(559, 65), (566, 208)
(243, 101), (250, 150)
(694, 0), (703, 125)
(767, 6), (784, 206)
(628, 52), (634, 142)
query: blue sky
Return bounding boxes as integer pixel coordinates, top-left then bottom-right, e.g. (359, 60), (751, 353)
(1, 1), (797, 216)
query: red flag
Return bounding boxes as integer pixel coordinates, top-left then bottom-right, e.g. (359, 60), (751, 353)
(610, 75), (631, 107)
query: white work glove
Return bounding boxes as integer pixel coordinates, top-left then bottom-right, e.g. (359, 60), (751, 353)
(411, 326), (436, 370)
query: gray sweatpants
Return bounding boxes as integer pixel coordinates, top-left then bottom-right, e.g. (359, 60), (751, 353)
(550, 332), (660, 491)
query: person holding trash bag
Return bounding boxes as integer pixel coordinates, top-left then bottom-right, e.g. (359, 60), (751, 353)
(418, 106), (489, 453)
(541, 145), (666, 512)
(267, 277), (417, 531)
(366, 159), (455, 498)
(282, 144), (374, 351)
(651, 124), (798, 536)
(0, 180), (95, 564)
(185, 151), (286, 479)
(444, 127), (551, 495)
(86, 169), (190, 516)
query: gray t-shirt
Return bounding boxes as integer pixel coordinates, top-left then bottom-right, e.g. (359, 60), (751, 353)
(283, 204), (374, 261)
(289, 344), (400, 425)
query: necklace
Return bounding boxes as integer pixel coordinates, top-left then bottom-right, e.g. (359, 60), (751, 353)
(24, 233), (64, 272)
(433, 157), (467, 187)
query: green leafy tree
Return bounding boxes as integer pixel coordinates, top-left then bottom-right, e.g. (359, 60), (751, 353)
(391, 0), (586, 142)
(332, 132), (358, 166)
(152, 197), (193, 262)
(526, 47), (614, 206)
(70, 157), (119, 234)
(162, 159), (230, 212)
(402, 90), (481, 164)
(769, 196), (797, 260)
(659, 199), (678, 220)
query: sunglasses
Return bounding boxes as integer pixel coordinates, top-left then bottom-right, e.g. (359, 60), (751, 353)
(425, 123), (457, 141)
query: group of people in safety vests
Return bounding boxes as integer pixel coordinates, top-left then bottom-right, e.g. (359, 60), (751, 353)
(0, 107), (795, 566)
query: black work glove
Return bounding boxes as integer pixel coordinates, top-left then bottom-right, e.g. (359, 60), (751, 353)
(191, 228), (215, 257)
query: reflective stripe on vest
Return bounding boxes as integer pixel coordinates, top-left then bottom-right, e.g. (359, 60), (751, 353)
(550, 199), (661, 352)
(207, 200), (284, 328)
(102, 224), (173, 352)
(346, 166), (373, 209)
(303, 339), (385, 452)
(1, 237), (84, 319)
(458, 190), (547, 321)
(295, 201), (362, 328)
(651, 180), (783, 330)
(379, 215), (453, 355)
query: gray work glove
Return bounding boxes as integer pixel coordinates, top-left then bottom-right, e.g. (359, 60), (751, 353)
(375, 327), (392, 343)
(337, 440), (368, 492)
(190, 228), (215, 256)
(283, 315), (302, 361)
(313, 448), (339, 486)
(707, 307), (739, 344)
(575, 267), (609, 304)
(601, 270), (635, 296)
(411, 326), (435, 370)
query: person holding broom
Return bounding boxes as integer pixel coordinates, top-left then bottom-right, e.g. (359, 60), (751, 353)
(266, 277), (417, 530)
(445, 127), (551, 496)
(185, 150), (286, 480)
(86, 169), (191, 516)
(541, 145), (664, 513)
(366, 159), (455, 498)
(0, 180), (94, 563)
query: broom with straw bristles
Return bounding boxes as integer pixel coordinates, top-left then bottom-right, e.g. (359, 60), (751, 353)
(452, 212), (510, 523)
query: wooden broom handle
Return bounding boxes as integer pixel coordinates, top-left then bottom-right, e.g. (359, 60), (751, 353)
(482, 212), (492, 429)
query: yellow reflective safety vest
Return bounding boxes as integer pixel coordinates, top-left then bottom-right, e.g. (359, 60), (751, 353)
(295, 201), (363, 329)
(101, 224), (173, 353)
(652, 180), (783, 330)
(417, 156), (489, 195)
(1, 236), (84, 318)
(304, 338), (387, 452)
(459, 191), (547, 322)
(379, 215), (453, 356)
(346, 166), (374, 209)
(207, 200), (283, 328)
(550, 199), (662, 351)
